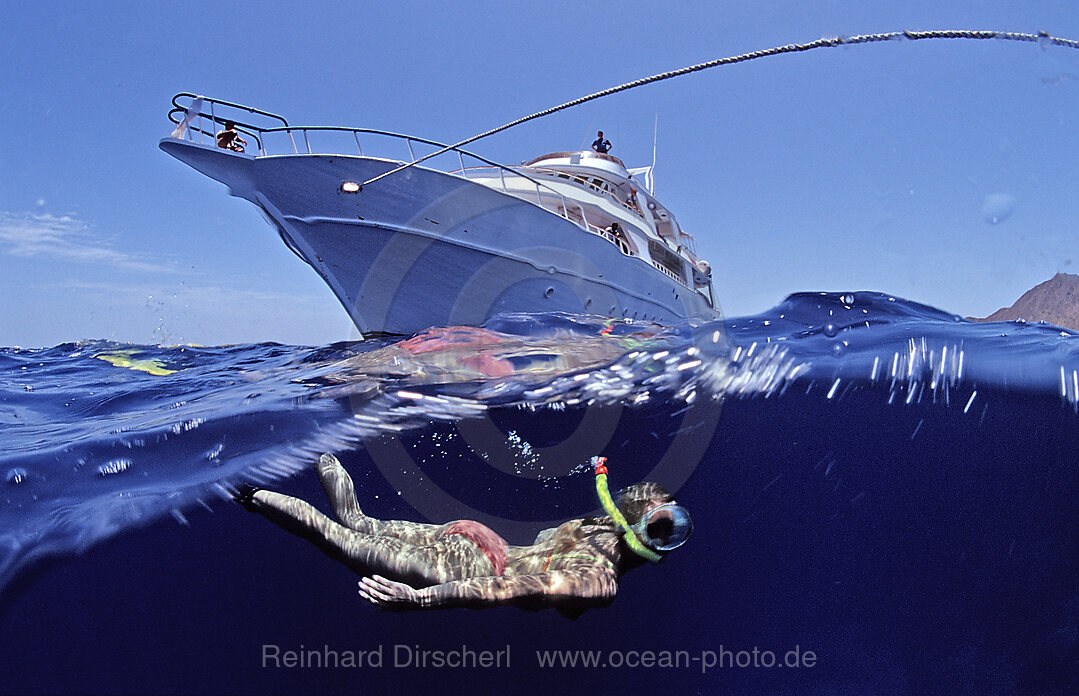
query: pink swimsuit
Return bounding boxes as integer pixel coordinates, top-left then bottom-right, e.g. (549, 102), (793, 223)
(442, 520), (509, 576)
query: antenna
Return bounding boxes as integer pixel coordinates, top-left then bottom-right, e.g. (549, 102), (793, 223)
(651, 112), (658, 195)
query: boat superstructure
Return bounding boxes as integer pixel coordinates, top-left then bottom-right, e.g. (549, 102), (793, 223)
(160, 94), (719, 335)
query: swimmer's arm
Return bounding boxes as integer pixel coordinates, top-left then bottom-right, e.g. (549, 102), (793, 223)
(358, 568), (618, 610)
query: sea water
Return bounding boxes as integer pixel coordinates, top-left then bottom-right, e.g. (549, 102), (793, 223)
(1, 292), (1076, 694)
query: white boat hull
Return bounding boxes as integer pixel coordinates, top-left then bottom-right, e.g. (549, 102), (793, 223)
(160, 138), (718, 335)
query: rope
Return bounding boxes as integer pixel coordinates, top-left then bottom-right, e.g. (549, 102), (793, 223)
(360, 29), (1079, 188)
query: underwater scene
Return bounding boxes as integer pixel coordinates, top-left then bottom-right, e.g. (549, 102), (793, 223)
(1, 293), (1076, 694)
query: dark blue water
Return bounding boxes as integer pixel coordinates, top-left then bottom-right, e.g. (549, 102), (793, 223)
(1, 293), (1076, 695)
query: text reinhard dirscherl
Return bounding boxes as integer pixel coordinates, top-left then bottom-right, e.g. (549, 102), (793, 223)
(261, 644), (817, 673)
(262, 644), (511, 670)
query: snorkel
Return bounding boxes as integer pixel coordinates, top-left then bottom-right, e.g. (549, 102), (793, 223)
(593, 456), (663, 563)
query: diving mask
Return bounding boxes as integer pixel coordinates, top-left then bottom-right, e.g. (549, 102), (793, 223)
(632, 502), (693, 551)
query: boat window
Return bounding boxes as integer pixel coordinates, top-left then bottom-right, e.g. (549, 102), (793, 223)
(648, 239), (688, 284)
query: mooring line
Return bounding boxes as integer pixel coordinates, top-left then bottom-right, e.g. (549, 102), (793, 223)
(359, 29), (1078, 189)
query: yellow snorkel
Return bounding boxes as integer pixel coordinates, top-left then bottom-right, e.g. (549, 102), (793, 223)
(592, 456), (663, 563)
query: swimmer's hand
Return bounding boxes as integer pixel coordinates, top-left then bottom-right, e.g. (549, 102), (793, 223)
(358, 575), (427, 609)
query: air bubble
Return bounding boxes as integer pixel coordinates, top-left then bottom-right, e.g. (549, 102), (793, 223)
(6, 468), (28, 485)
(840, 294), (855, 306)
(823, 324), (838, 337)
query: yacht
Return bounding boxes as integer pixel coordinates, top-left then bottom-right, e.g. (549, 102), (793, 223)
(160, 94), (720, 336)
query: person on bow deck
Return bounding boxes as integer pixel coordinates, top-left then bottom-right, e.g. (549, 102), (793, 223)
(215, 120), (247, 152)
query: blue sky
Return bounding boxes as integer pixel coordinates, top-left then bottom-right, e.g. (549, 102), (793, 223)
(2, 1), (1077, 347)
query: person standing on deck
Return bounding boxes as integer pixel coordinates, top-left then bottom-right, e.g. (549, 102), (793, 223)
(591, 131), (612, 154)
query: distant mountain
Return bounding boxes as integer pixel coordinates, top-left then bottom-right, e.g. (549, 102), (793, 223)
(972, 272), (1079, 331)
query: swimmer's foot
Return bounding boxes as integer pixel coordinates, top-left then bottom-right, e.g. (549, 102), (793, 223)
(317, 452), (367, 529)
(233, 484), (263, 512)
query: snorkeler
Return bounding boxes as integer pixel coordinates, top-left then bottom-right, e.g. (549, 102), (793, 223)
(239, 453), (691, 610)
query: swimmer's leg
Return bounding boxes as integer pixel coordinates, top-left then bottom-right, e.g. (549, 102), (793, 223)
(249, 490), (491, 585)
(247, 489), (355, 564)
(315, 453), (441, 545)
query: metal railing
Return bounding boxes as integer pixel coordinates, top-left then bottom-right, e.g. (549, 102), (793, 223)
(528, 167), (647, 220)
(168, 94), (598, 227)
(652, 260), (688, 287)
(168, 92), (291, 153)
(593, 226), (636, 256)
(454, 163), (645, 232)
(522, 150), (629, 169)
